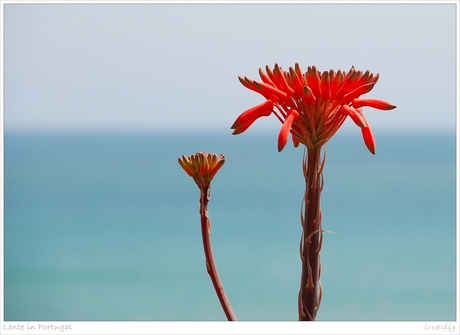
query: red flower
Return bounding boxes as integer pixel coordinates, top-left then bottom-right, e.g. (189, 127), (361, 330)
(231, 64), (396, 153)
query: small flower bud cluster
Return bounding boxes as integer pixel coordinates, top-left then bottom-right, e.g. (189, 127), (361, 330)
(178, 152), (225, 189)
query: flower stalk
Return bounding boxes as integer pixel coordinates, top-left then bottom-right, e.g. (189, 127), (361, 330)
(299, 146), (325, 321)
(199, 184), (237, 321)
(178, 152), (237, 321)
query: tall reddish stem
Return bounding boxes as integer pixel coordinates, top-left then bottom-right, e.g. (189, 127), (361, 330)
(298, 145), (324, 321)
(199, 186), (237, 321)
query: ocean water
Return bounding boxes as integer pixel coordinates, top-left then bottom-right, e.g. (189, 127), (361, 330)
(3, 131), (457, 321)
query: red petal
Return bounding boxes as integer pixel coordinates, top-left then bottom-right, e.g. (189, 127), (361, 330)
(278, 110), (299, 152)
(342, 82), (375, 101)
(292, 134), (300, 148)
(253, 80), (289, 101)
(198, 154), (207, 177)
(209, 154), (225, 176)
(370, 72), (379, 85)
(266, 65), (291, 94)
(335, 67), (357, 99)
(178, 156), (195, 177)
(302, 86), (316, 104)
(339, 104), (368, 128)
(361, 126), (376, 154)
(352, 98), (397, 110)
(294, 63), (303, 80)
(231, 100), (274, 134)
(265, 65), (279, 88)
(287, 67), (304, 95)
(231, 120), (254, 135)
(259, 68), (275, 86)
(320, 70), (331, 100)
(306, 66), (322, 99)
(330, 70), (344, 97)
(273, 63), (295, 95)
(238, 76), (281, 102)
(238, 75), (254, 89)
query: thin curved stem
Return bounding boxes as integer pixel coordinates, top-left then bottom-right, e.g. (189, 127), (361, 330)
(199, 186), (237, 321)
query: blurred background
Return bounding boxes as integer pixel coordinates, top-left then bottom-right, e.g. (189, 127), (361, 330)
(2, 2), (457, 323)
(4, 2), (456, 133)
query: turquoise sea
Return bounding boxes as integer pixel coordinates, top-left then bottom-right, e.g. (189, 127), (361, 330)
(3, 131), (457, 321)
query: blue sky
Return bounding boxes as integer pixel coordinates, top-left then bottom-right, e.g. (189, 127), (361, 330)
(2, 2), (458, 133)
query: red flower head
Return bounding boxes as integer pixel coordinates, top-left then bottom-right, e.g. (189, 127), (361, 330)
(231, 64), (396, 154)
(178, 152), (226, 189)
